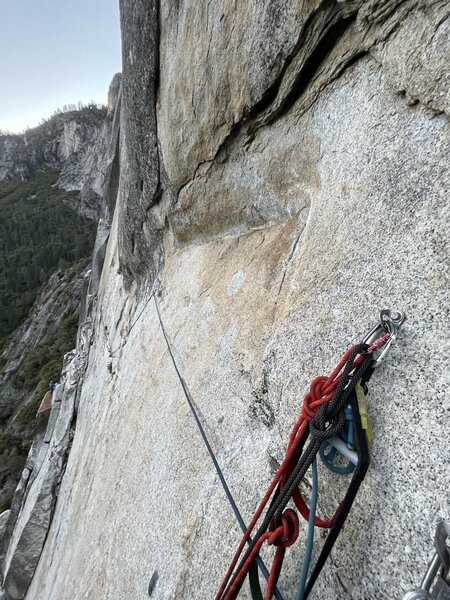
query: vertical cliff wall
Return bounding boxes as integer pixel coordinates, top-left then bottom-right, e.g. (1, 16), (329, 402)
(2, 1), (449, 599)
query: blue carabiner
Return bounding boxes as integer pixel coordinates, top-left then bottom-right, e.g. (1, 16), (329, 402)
(320, 405), (356, 475)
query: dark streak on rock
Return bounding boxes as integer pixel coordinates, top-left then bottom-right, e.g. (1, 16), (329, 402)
(250, 370), (275, 429)
(335, 570), (349, 593)
(148, 569), (159, 596)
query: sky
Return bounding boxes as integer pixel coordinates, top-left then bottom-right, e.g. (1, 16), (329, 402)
(0, 0), (122, 133)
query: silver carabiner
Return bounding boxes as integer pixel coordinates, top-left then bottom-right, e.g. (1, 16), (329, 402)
(362, 309), (406, 368)
(402, 521), (450, 600)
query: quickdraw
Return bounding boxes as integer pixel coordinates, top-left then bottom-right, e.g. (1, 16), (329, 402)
(216, 309), (406, 600)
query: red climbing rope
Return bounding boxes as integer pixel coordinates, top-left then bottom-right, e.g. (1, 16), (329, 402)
(217, 335), (390, 600)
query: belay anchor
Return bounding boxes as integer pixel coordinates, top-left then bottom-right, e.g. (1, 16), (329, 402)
(217, 309), (406, 600)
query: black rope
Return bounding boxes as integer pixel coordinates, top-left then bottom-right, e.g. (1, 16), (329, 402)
(224, 345), (374, 599)
(109, 287), (156, 356)
(303, 388), (371, 598)
(153, 295), (284, 600)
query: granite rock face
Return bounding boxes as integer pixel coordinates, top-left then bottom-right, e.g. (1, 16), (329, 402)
(0, 316), (94, 599)
(0, 267), (85, 429)
(117, 0), (162, 286)
(57, 86), (122, 223)
(0, 265), (86, 519)
(3, 1), (449, 599)
(0, 513), (9, 548)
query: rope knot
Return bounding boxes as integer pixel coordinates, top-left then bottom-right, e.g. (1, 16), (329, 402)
(301, 375), (335, 421)
(267, 509), (299, 549)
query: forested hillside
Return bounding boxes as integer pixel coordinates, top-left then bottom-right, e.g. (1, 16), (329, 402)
(0, 169), (96, 512)
(0, 169), (96, 352)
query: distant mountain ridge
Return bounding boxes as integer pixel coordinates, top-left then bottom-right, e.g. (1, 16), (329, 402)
(0, 104), (112, 221)
(0, 106), (106, 180)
